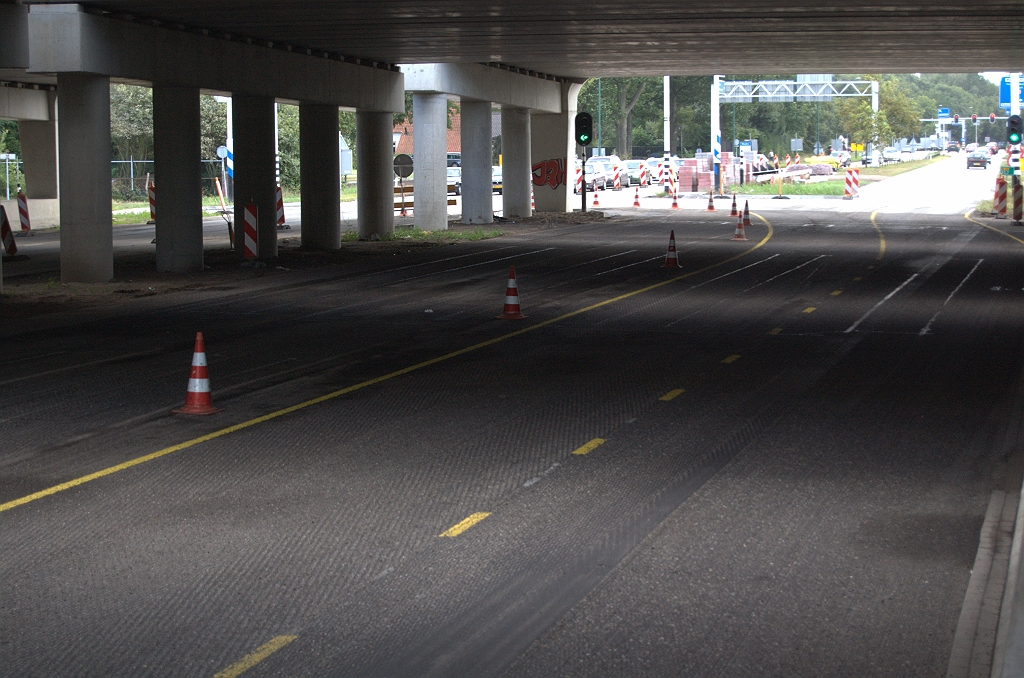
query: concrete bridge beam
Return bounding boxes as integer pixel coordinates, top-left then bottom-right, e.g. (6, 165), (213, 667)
(412, 92), (448, 231)
(501, 106), (532, 218)
(356, 110), (395, 240)
(232, 95), (278, 259)
(460, 99), (493, 225)
(300, 103), (342, 250)
(153, 85), (204, 273)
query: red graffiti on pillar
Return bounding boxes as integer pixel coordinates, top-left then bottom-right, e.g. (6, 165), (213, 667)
(531, 158), (567, 189)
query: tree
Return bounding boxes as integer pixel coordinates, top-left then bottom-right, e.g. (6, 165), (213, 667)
(615, 78), (647, 158)
(110, 84), (153, 162)
(839, 100), (892, 147)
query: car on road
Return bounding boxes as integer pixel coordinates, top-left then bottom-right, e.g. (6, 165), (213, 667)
(829, 150), (851, 167)
(624, 159), (651, 186)
(861, 150), (882, 167)
(446, 166), (462, 195)
(965, 143), (978, 153)
(584, 161), (608, 191)
(946, 141), (961, 153)
(491, 166), (502, 194)
(882, 147), (901, 164)
(966, 151), (990, 169)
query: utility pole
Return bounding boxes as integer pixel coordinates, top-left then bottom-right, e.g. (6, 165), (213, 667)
(663, 76), (670, 190)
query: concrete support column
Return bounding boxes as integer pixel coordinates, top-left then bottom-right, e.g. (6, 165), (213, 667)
(356, 110), (395, 239)
(232, 95), (277, 259)
(19, 91), (58, 199)
(412, 92), (448, 230)
(57, 73), (112, 282)
(530, 82), (581, 213)
(300, 103), (341, 249)
(501, 106), (531, 218)
(460, 99), (493, 225)
(153, 86), (203, 273)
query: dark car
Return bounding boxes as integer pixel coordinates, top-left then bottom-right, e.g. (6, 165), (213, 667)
(966, 151), (989, 169)
(946, 141), (961, 153)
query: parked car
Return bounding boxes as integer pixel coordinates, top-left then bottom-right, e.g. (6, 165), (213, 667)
(861, 150), (882, 167)
(882, 147), (901, 164)
(446, 166), (462, 195)
(491, 165), (502, 194)
(591, 155), (624, 183)
(966, 151), (990, 169)
(624, 159), (651, 186)
(900, 149), (914, 162)
(829, 150), (851, 167)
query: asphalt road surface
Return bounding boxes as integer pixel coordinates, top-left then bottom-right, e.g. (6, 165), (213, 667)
(2, 159), (1023, 676)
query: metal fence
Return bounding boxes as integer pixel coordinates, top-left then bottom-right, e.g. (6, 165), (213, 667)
(111, 158), (228, 200)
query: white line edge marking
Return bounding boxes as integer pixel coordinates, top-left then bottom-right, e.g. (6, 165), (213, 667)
(389, 247), (556, 283)
(844, 273), (919, 334)
(919, 259), (983, 336)
(741, 255), (829, 293)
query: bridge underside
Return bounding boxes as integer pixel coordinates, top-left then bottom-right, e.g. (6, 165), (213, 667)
(29, 0), (1024, 77)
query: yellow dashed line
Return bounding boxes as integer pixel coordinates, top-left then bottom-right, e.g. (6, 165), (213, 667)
(870, 210), (886, 260)
(0, 219), (776, 515)
(439, 512), (492, 537)
(722, 355), (741, 364)
(803, 307), (816, 314)
(214, 635), (298, 678)
(768, 327), (783, 335)
(572, 438), (607, 455)
(659, 389), (685, 401)
(831, 290), (843, 296)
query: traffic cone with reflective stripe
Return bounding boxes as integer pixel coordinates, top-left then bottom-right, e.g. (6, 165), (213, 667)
(498, 266), (528, 319)
(732, 210), (748, 241)
(743, 200), (752, 229)
(663, 230), (681, 268)
(531, 187), (536, 211)
(670, 186), (679, 209)
(592, 183), (600, 207)
(633, 185), (641, 208)
(173, 332), (222, 415)
(706, 188), (716, 212)
(729, 193), (738, 217)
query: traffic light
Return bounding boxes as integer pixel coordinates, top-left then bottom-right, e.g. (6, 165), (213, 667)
(972, 114), (977, 124)
(953, 114), (959, 124)
(991, 113), (997, 123)
(1009, 115), (1023, 145)
(574, 112), (593, 146)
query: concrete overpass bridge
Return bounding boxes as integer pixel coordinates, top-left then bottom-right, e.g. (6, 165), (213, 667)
(1, 1), (1021, 283)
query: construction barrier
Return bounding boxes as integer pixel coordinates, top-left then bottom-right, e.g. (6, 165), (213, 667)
(995, 176), (1008, 218)
(843, 168), (860, 199)
(575, 165), (583, 193)
(243, 202), (258, 260)
(0, 206), (17, 255)
(16, 189), (30, 233)
(640, 166), (649, 186)
(148, 182), (156, 223)
(275, 184), (287, 228)
(1014, 179), (1023, 224)
(613, 168), (621, 191)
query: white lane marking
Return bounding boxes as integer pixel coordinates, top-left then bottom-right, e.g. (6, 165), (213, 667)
(919, 259), (984, 336)
(388, 248), (556, 283)
(665, 255), (781, 327)
(4, 350), (67, 365)
(844, 273), (919, 334)
(592, 255), (665, 276)
(543, 250), (637, 275)
(741, 255), (829, 293)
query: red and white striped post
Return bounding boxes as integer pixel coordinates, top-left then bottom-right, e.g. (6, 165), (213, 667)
(843, 168), (860, 199)
(995, 177), (1008, 218)
(1014, 179), (1023, 225)
(613, 168), (621, 191)
(275, 184), (286, 227)
(0, 206), (17, 255)
(16, 188), (30, 233)
(575, 165), (583, 194)
(147, 182), (156, 223)
(243, 202), (258, 260)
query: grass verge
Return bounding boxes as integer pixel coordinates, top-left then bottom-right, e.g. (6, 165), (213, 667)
(740, 180), (850, 196)
(341, 226), (503, 243)
(862, 154), (945, 177)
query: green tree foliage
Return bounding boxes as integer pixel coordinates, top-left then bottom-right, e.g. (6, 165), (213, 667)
(110, 84), (153, 161)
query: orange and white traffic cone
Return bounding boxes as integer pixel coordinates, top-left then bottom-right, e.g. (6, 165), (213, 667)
(531, 187), (536, 211)
(706, 188), (715, 212)
(173, 332), (222, 415)
(729, 193), (738, 217)
(670, 186), (679, 209)
(592, 184), (600, 207)
(633, 185), (641, 208)
(732, 211), (748, 241)
(742, 200), (752, 229)
(498, 266), (528, 319)
(663, 230), (681, 268)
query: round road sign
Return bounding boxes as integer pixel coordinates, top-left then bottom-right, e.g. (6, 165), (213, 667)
(394, 154), (413, 178)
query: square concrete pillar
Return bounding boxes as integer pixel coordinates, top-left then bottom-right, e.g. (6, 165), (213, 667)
(356, 110), (395, 239)
(154, 86), (204, 273)
(19, 90), (58, 200)
(460, 99), (493, 225)
(300, 103), (341, 250)
(501, 106), (532, 218)
(232, 95), (277, 259)
(58, 73), (112, 283)
(412, 92), (449, 231)
(530, 83), (582, 214)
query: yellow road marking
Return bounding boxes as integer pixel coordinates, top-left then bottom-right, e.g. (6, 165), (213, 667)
(831, 290), (843, 296)
(214, 635), (297, 678)
(803, 307), (816, 313)
(659, 389), (685, 401)
(965, 210), (1024, 246)
(722, 355), (741, 364)
(0, 219), (774, 515)
(572, 438), (607, 455)
(870, 210), (886, 260)
(768, 327), (783, 335)
(439, 512), (491, 537)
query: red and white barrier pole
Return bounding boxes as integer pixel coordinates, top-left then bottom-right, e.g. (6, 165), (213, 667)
(995, 177), (1008, 218)
(16, 188), (30, 233)
(0, 206), (17, 255)
(243, 202), (258, 260)
(614, 168), (621, 191)
(275, 184), (287, 228)
(1014, 178), (1023, 225)
(843, 168), (860, 199)
(148, 182), (156, 223)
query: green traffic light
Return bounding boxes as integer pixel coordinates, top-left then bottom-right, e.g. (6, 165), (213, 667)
(1011, 132), (1022, 144)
